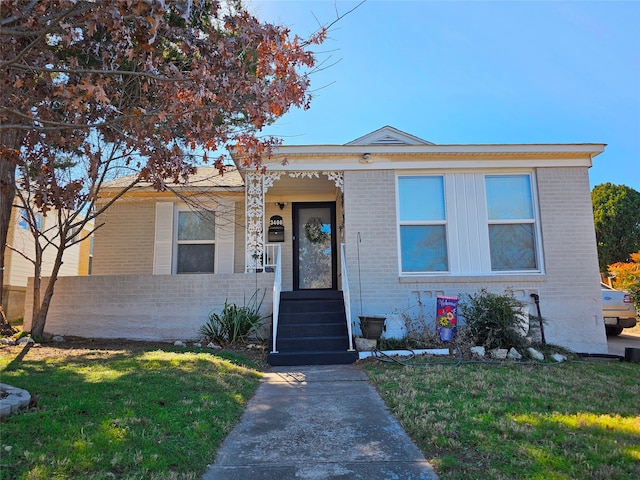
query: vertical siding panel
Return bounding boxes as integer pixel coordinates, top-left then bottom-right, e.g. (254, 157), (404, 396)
(153, 202), (174, 274)
(216, 200), (235, 274)
(474, 174), (491, 273)
(445, 174), (461, 273)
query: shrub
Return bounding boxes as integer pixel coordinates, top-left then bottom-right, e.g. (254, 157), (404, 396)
(199, 290), (267, 345)
(459, 289), (529, 350)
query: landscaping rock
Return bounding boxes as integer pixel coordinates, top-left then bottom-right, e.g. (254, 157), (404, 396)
(193, 342), (202, 348)
(0, 384), (31, 419)
(470, 346), (485, 358)
(355, 337), (377, 352)
(52, 335), (65, 342)
(490, 348), (508, 360)
(507, 348), (523, 360)
(528, 347), (545, 361)
(17, 337), (34, 345)
(551, 353), (567, 363)
(207, 342), (222, 350)
(0, 337), (16, 346)
(173, 340), (185, 347)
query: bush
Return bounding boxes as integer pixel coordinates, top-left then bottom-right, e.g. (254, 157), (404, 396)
(199, 291), (267, 345)
(459, 289), (530, 350)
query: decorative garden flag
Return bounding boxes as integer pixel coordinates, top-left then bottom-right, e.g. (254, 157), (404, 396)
(436, 296), (458, 342)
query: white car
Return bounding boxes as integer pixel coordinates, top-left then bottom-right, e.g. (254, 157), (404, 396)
(601, 282), (637, 336)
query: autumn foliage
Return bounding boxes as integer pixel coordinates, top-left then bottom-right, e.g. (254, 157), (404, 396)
(608, 251), (640, 312)
(1, 0), (326, 335)
(2, 0), (325, 191)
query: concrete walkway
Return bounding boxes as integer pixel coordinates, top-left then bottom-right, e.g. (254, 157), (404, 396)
(202, 364), (438, 480)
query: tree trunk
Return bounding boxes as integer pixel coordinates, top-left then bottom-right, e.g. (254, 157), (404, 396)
(0, 306), (15, 336)
(30, 234), (65, 337)
(0, 129), (20, 332)
(29, 240), (43, 335)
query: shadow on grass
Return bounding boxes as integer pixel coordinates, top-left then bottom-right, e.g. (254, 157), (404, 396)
(364, 361), (640, 480)
(0, 346), (262, 480)
(3, 342), (33, 371)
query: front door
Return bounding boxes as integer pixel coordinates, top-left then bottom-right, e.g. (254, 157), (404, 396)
(293, 202), (337, 290)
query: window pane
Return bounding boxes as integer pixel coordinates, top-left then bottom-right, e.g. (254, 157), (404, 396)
(178, 211), (215, 241)
(400, 225), (448, 272)
(489, 224), (537, 271)
(18, 209), (42, 230)
(177, 244), (215, 273)
(486, 175), (533, 220)
(399, 176), (445, 221)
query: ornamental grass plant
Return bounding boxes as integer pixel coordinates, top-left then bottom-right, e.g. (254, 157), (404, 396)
(199, 290), (267, 345)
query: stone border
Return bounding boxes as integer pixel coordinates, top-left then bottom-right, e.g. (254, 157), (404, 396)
(0, 383), (31, 418)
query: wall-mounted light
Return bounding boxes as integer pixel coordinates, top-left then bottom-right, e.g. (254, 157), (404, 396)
(360, 153), (372, 164)
(276, 202), (287, 210)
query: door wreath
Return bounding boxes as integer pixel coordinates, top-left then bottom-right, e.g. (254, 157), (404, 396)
(304, 217), (328, 244)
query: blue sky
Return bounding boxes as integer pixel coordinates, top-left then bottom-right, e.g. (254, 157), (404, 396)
(249, 0), (640, 191)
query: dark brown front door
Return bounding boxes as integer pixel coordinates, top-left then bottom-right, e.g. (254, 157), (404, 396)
(293, 202), (337, 290)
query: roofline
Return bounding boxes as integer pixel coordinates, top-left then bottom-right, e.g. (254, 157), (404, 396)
(270, 143), (607, 156)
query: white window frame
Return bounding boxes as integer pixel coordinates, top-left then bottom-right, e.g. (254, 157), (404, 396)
(396, 175), (449, 274)
(397, 170), (544, 277)
(153, 201), (235, 275)
(173, 206), (217, 274)
(484, 173), (542, 273)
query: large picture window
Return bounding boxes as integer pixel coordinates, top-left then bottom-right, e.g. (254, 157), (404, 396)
(485, 175), (538, 271)
(176, 210), (215, 273)
(398, 176), (448, 272)
(396, 172), (542, 276)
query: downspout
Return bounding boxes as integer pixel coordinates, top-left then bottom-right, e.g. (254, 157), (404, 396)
(530, 293), (546, 344)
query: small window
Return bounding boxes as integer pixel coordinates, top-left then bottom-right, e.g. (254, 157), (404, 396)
(398, 176), (448, 272)
(485, 175), (538, 271)
(18, 209), (42, 230)
(176, 210), (215, 273)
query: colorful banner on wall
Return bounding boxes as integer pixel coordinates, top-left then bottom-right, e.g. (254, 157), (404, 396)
(436, 296), (459, 342)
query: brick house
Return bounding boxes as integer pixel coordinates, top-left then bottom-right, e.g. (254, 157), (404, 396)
(3, 198), (93, 322)
(25, 126), (608, 362)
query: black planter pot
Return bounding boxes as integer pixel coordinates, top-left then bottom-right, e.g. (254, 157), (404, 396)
(359, 315), (386, 340)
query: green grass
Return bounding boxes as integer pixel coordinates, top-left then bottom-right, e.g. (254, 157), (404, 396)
(364, 359), (640, 480)
(0, 345), (262, 480)
(3, 343), (639, 480)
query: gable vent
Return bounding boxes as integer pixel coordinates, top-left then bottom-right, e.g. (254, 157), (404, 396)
(369, 135), (411, 146)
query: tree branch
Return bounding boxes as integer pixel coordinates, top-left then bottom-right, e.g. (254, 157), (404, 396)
(5, 244), (35, 265)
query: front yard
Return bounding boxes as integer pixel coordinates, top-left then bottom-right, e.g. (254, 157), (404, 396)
(1, 340), (639, 480)
(364, 357), (640, 479)
(0, 341), (263, 480)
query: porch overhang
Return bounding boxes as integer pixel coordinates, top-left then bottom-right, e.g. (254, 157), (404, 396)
(243, 170), (344, 273)
(256, 143), (606, 171)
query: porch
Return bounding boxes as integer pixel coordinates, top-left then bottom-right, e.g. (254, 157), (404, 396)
(23, 272), (275, 341)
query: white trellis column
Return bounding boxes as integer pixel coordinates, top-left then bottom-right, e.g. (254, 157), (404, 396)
(245, 172), (282, 272)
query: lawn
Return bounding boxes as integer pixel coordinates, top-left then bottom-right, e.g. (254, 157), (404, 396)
(3, 342), (640, 480)
(364, 358), (640, 480)
(0, 342), (263, 480)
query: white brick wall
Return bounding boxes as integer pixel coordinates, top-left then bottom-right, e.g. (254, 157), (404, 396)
(93, 202), (155, 275)
(24, 273), (274, 341)
(342, 167), (607, 353)
(40, 165), (606, 353)
(534, 167), (606, 351)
